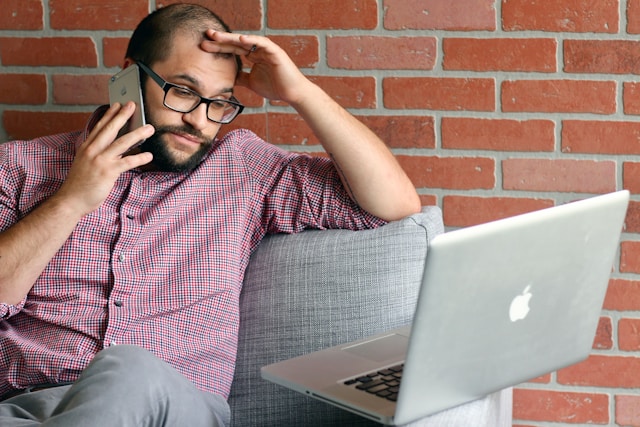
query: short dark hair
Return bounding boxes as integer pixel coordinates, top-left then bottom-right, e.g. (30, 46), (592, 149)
(125, 3), (242, 76)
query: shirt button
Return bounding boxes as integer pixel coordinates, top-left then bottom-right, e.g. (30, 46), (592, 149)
(118, 254), (125, 262)
(114, 300), (123, 307)
(126, 214), (134, 220)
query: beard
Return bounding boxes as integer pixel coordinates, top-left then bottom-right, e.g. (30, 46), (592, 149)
(138, 124), (214, 173)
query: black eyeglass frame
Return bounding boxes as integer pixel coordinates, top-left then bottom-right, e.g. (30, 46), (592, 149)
(136, 61), (244, 124)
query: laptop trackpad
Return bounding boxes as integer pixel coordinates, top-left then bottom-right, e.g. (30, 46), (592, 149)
(342, 334), (408, 363)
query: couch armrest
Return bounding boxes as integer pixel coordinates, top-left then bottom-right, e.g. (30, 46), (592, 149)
(229, 207), (444, 426)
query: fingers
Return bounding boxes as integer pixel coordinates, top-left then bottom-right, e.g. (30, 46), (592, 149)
(79, 102), (155, 171)
(85, 102), (153, 153)
(202, 30), (263, 57)
(112, 123), (155, 158)
(84, 102), (135, 149)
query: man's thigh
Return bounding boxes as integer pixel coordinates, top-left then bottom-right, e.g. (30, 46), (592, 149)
(0, 345), (230, 427)
(0, 386), (71, 426)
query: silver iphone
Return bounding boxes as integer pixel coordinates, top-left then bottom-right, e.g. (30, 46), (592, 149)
(108, 65), (146, 140)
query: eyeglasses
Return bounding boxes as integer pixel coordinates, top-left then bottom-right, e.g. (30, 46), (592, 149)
(136, 61), (244, 124)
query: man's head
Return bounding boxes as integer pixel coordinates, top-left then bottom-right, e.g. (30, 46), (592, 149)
(126, 4), (241, 75)
(124, 4), (242, 172)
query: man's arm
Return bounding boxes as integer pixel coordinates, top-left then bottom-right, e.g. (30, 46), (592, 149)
(202, 31), (421, 222)
(0, 103), (154, 306)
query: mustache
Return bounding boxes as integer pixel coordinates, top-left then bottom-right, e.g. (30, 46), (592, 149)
(153, 125), (210, 144)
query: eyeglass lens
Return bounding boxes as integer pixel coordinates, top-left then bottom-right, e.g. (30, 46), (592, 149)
(165, 86), (240, 123)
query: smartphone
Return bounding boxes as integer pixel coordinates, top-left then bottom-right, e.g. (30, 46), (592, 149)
(108, 64), (146, 141)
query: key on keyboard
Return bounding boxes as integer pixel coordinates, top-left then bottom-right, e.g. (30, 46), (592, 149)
(343, 364), (403, 402)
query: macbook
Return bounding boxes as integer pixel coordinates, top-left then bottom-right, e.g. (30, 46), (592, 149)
(261, 190), (629, 425)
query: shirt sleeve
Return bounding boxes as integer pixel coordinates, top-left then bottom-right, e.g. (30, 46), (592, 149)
(0, 144), (20, 232)
(233, 129), (387, 234)
(0, 298), (26, 320)
(0, 143), (29, 319)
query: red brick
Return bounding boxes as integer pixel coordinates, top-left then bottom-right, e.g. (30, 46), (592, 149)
(502, 80), (616, 114)
(513, 388), (609, 424)
(265, 113), (316, 146)
(53, 74), (110, 106)
(217, 113), (267, 141)
(0, 74), (47, 105)
(442, 196), (554, 228)
(261, 114), (434, 149)
(397, 156), (495, 190)
(419, 194), (437, 207)
(619, 318), (640, 351)
(441, 118), (555, 151)
(443, 38), (556, 72)
(628, 0), (640, 34)
(308, 76), (376, 109)
(526, 373), (552, 384)
(558, 354), (640, 388)
(621, 241), (640, 274)
(624, 82), (640, 115)
(624, 162), (640, 194)
(327, 36), (436, 70)
(383, 78), (495, 111)
(562, 120), (640, 155)
(503, 158), (616, 193)
(616, 394), (640, 426)
(604, 279), (640, 311)
(594, 317), (613, 350)
(103, 38), (129, 68)
(0, 0), (43, 30)
(233, 86), (264, 109)
(0, 37), (97, 67)
(267, 0), (377, 29)
(158, 0), (263, 31)
(49, 0), (148, 30)
(384, 0), (495, 30)
(268, 35), (318, 68)
(624, 200), (640, 233)
(356, 116), (435, 149)
(3, 111), (92, 141)
(503, 0), (618, 33)
(565, 40), (640, 74)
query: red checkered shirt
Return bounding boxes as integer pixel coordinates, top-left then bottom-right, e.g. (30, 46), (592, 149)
(0, 107), (384, 399)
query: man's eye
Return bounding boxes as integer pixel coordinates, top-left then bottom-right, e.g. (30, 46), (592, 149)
(173, 87), (194, 98)
(211, 99), (227, 108)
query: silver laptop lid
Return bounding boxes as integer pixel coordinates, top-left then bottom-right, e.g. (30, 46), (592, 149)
(395, 190), (629, 424)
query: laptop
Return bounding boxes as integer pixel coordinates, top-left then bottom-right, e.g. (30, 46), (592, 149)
(261, 190), (630, 425)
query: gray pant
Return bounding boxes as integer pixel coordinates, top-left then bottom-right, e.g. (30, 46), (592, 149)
(0, 345), (230, 427)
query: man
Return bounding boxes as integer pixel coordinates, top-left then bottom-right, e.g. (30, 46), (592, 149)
(0, 3), (420, 426)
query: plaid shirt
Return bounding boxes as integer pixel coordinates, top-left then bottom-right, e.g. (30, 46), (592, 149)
(0, 107), (384, 399)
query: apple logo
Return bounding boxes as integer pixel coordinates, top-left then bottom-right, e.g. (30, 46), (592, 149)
(509, 285), (532, 322)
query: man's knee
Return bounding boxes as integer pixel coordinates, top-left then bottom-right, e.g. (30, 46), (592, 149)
(89, 345), (164, 376)
(81, 345), (181, 394)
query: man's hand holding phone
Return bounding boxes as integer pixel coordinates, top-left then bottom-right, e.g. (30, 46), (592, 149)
(55, 102), (154, 218)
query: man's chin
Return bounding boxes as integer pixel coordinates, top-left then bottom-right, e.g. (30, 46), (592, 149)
(139, 132), (211, 172)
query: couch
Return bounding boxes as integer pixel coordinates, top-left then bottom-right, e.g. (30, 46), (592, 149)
(228, 206), (512, 426)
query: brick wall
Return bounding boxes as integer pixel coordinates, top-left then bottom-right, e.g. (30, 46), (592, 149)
(2, 0), (640, 425)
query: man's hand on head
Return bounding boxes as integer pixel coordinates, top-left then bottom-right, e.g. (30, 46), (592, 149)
(199, 30), (313, 106)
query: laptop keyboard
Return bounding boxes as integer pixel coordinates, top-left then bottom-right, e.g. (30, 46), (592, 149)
(343, 364), (403, 402)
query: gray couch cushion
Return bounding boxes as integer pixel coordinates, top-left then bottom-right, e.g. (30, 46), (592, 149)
(229, 207), (444, 426)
